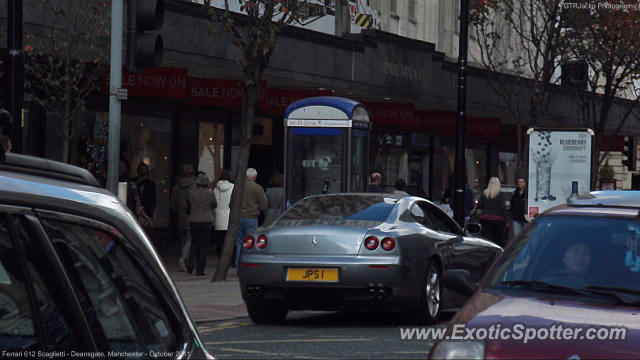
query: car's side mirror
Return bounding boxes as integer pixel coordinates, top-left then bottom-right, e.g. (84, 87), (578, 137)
(448, 236), (464, 246)
(465, 222), (482, 235)
(442, 269), (477, 297)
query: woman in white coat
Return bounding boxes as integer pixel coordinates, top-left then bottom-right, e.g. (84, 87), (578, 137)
(213, 171), (234, 259)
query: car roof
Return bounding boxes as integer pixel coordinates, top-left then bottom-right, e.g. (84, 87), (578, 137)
(1, 153), (99, 186)
(0, 154), (137, 232)
(543, 190), (640, 218)
(569, 190), (640, 209)
(302, 192), (407, 200)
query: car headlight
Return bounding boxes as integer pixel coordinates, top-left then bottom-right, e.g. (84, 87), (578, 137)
(430, 340), (485, 360)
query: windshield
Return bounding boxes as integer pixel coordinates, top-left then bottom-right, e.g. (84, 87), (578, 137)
(277, 195), (397, 223)
(486, 215), (640, 292)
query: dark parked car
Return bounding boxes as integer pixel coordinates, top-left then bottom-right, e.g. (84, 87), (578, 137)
(431, 191), (640, 359)
(238, 193), (502, 324)
(0, 153), (212, 358)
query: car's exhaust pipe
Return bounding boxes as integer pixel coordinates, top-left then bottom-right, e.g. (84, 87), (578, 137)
(369, 288), (377, 299)
(246, 285), (261, 296)
(368, 287), (388, 300)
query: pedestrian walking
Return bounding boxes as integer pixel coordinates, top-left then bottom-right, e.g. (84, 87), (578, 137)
(170, 164), (195, 272)
(264, 171), (285, 226)
(366, 172), (387, 193)
(476, 177), (511, 247)
(213, 170), (234, 259)
(233, 168), (268, 266)
(135, 162), (157, 219)
(510, 177), (528, 238)
(392, 178), (409, 196)
(186, 172), (217, 275)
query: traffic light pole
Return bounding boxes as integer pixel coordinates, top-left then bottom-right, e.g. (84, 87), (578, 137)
(107, 0), (124, 194)
(453, 0), (469, 227)
(6, 0), (23, 153)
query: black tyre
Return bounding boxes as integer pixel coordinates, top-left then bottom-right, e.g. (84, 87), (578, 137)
(411, 260), (442, 325)
(247, 303), (288, 324)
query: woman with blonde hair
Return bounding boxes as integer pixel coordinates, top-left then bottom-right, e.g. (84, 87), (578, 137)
(476, 177), (510, 247)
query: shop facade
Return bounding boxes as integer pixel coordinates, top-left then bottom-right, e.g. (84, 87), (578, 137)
(21, 0), (640, 238)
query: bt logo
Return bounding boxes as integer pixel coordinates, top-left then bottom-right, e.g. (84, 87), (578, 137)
(302, 156), (332, 170)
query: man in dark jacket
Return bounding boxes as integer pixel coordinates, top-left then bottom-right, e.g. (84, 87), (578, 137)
(366, 172), (387, 193)
(135, 162), (157, 218)
(510, 177), (527, 237)
(448, 176), (475, 222)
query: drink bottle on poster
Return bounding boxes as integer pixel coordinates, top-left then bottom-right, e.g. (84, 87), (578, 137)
(527, 129), (593, 217)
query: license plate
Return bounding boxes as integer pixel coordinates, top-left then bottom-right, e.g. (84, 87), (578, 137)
(286, 268), (339, 282)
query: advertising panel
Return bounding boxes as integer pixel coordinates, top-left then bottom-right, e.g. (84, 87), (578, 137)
(528, 129), (593, 217)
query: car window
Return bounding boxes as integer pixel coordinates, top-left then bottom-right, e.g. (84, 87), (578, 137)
(41, 219), (178, 352)
(0, 215), (76, 351)
(410, 203), (428, 225)
(486, 216), (640, 291)
(419, 203), (461, 235)
(279, 195), (397, 222)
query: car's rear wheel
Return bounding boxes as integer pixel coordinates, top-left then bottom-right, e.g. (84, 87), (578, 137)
(247, 303), (288, 324)
(411, 260), (442, 325)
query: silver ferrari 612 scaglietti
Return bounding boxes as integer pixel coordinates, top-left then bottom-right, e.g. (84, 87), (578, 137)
(238, 193), (502, 324)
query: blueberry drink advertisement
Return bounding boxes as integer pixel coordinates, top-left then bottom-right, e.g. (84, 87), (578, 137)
(527, 129), (592, 217)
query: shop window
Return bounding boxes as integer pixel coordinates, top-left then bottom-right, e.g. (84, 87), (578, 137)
(466, 148), (487, 195)
(41, 219), (179, 352)
(374, 147), (408, 187)
(121, 114), (172, 228)
(499, 152), (518, 187)
(198, 122), (225, 184)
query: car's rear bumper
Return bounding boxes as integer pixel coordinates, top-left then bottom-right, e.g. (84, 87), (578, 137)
(238, 254), (416, 310)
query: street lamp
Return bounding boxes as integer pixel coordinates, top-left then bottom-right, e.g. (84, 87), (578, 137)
(453, 0), (469, 226)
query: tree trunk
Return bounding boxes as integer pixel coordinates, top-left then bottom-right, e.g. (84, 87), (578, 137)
(212, 82), (260, 282)
(591, 131), (603, 190)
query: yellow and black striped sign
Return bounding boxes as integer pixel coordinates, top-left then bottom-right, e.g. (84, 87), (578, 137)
(355, 12), (373, 29)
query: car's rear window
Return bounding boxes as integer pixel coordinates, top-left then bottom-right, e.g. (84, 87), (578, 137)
(278, 195), (397, 223)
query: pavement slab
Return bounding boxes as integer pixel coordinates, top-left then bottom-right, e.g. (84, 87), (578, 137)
(162, 254), (249, 323)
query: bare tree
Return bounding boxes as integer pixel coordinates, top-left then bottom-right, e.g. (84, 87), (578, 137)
(23, 0), (109, 163)
(206, 0), (324, 281)
(563, 0), (640, 187)
(470, 0), (567, 175)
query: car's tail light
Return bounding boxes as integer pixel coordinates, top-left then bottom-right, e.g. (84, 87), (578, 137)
(256, 235), (268, 249)
(365, 236), (379, 250)
(243, 236), (255, 249)
(381, 237), (396, 251)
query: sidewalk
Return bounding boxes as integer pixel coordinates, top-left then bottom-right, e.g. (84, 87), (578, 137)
(163, 253), (249, 323)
